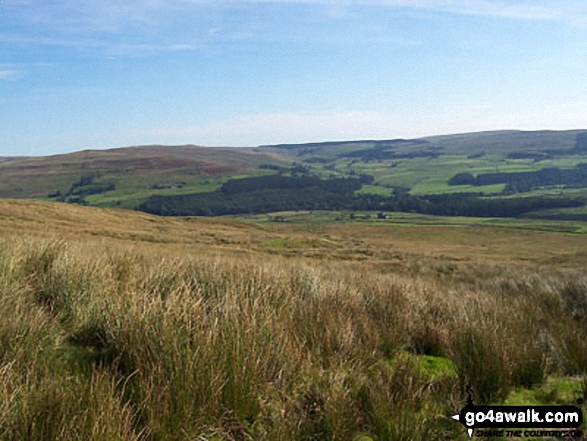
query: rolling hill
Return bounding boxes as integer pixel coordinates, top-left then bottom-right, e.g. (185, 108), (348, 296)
(0, 156), (28, 163)
(0, 144), (289, 206)
(2, 129), (587, 219)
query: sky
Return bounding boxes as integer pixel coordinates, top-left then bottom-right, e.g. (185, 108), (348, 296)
(1, 0), (587, 156)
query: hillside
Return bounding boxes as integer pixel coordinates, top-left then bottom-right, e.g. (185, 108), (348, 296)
(0, 156), (28, 163)
(258, 129), (584, 157)
(0, 145), (289, 203)
(2, 130), (587, 218)
(2, 198), (587, 261)
(422, 129), (584, 154)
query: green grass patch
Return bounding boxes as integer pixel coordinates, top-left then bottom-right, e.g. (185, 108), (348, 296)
(355, 184), (394, 196)
(411, 182), (505, 195)
(385, 351), (458, 382)
(497, 376), (587, 440)
(258, 237), (288, 247)
(503, 376), (585, 406)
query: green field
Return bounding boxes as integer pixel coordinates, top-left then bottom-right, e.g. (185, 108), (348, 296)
(305, 153), (587, 196)
(83, 172), (275, 208)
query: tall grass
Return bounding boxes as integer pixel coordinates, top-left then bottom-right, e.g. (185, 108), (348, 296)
(0, 236), (585, 440)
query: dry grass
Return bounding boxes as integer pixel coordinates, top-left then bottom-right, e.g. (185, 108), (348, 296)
(0, 199), (586, 440)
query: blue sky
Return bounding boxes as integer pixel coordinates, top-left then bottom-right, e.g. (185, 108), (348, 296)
(1, 0), (587, 156)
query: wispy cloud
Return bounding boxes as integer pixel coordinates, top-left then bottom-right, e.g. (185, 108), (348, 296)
(369, 0), (561, 21)
(234, 0), (587, 25)
(107, 42), (202, 56)
(0, 70), (24, 81)
(3, 0), (585, 59)
(0, 33), (108, 49)
(6, 1), (586, 30)
(144, 0), (585, 24)
(0, 32), (203, 56)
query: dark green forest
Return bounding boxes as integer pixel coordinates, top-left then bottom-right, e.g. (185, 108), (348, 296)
(138, 175), (584, 218)
(449, 164), (587, 193)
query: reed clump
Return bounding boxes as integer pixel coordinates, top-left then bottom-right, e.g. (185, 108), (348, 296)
(0, 235), (585, 440)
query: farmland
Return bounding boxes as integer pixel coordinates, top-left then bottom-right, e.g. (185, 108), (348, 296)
(1, 130), (587, 221)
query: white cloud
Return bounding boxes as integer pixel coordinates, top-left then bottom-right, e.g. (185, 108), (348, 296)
(0, 33), (108, 48)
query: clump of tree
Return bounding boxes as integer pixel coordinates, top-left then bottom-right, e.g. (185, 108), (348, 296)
(359, 174), (375, 184)
(448, 165), (587, 193)
(221, 175), (362, 195)
(150, 182), (185, 190)
(69, 182), (115, 197)
(448, 173), (476, 186)
(50, 175), (116, 204)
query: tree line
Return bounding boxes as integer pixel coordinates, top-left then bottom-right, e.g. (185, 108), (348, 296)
(448, 165), (587, 193)
(138, 174), (584, 218)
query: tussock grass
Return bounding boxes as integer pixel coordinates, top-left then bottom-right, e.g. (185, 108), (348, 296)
(0, 205), (586, 439)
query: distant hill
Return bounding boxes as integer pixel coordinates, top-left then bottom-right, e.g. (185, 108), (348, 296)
(258, 129), (585, 157)
(0, 145), (289, 201)
(2, 129), (587, 215)
(0, 156), (29, 163)
(422, 130), (584, 154)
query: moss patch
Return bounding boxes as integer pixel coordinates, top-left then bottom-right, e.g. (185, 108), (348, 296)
(385, 351), (458, 381)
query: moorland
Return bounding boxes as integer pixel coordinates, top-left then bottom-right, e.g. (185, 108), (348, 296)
(0, 198), (585, 440)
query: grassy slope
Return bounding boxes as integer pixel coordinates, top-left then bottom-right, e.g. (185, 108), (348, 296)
(3, 198), (587, 266)
(1, 198), (586, 440)
(238, 209), (587, 236)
